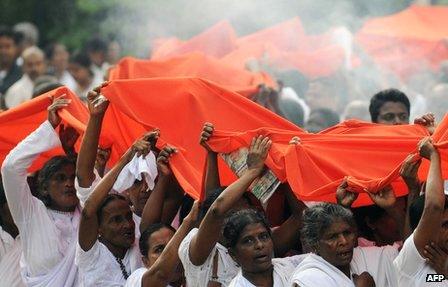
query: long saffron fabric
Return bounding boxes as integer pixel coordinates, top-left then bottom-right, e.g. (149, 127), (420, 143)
(108, 53), (275, 97)
(0, 87), (88, 171)
(99, 78), (447, 206)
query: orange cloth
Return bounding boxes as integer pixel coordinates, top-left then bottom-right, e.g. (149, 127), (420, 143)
(151, 21), (237, 60)
(356, 5), (448, 79)
(99, 78), (300, 199)
(100, 78), (447, 206)
(0, 87), (88, 171)
(109, 53), (275, 97)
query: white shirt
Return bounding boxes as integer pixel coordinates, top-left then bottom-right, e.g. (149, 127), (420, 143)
(0, 226), (14, 262)
(179, 228), (239, 287)
(228, 255), (306, 287)
(291, 246), (399, 287)
(393, 232), (448, 287)
(4, 74), (33, 109)
(76, 240), (142, 287)
(58, 70), (77, 91)
(0, 236), (26, 287)
(125, 267), (174, 287)
(1, 120), (80, 286)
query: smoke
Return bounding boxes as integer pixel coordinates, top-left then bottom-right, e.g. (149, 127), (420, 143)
(96, 0), (445, 124)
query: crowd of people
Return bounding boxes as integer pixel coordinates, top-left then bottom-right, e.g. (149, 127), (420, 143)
(0, 17), (447, 287)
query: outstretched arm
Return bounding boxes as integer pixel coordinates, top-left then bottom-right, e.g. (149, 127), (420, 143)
(200, 122), (220, 197)
(142, 201), (199, 287)
(76, 82), (109, 188)
(79, 135), (151, 251)
(189, 135), (271, 265)
(413, 137), (444, 255)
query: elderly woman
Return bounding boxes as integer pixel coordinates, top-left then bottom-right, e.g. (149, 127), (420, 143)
(223, 209), (306, 287)
(291, 203), (399, 287)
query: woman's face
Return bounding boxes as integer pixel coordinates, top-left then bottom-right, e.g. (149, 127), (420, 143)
(143, 227), (184, 283)
(231, 222), (273, 274)
(317, 218), (356, 268)
(46, 164), (79, 211)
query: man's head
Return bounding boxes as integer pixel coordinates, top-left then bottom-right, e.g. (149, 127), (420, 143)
(126, 178), (150, 217)
(22, 46), (46, 81)
(13, 22), (39, 52)
(37, 156), (78, 212)
(369, 88), (410, 125)
(304, 75), (348, 113)
(97, 194), (135, 250)
(409, 194), (448, 247)
(85, 38), (108, 67)
(69, 52), (93, 86)
(0, 26), (19, 69)
(46, 43), (70, 74)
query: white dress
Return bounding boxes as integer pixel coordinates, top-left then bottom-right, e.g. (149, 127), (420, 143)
(179, 228), (239, 286)
(228, 255), (306, 287)
(393, 232), (448, 287)
(1, 120), (81, 287)
(4, 74), (33, 109)
(291, 245), (399, 287)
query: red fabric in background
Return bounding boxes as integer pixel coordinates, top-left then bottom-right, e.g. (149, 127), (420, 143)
(356, 5), (448, 79)
(109, 53), (276, 97)
(0, 87), (88, 172)
(150, 21), (238, 60)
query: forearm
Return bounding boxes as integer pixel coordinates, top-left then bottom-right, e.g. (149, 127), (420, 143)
(76, 114), (104, 187)
(140, 175), (172, 232)
(83, 153), (130, 215)
(1, 121), (60, 220)
(143, 216), (195, 287)
(204, 151), (220, 197)
(210, 169), (260, 216)
(425, 152), (444, 209)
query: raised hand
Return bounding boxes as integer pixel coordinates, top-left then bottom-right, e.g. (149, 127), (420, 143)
(414, 113), (435, 135)
(336, 179), (358, 208)
(418, 137), (438, 160)
(199, 122), (214, 152)
(424, 242), (448, 277)
(246, 135), (272, 175)
(59, 124), (80, 156)
(353, 272), (376, 287)
(86, 82), (109, 116)
(145, 129), (160, 151)
(366, 185), (396, 210)
(48, 94), (71, 128)
(156, 146), (177, 176)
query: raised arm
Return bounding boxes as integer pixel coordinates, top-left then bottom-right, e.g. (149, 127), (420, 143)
(140, 146), (177, 232)
(142, 201), (199, 287)
(79, 135), (151, 251)
(200, 122), (220, 197)
(413, 137), (444, 255)
(271, 185), (306, 256)
(1, 96), (69, 222)
(189, 135), (271, 265)
(401, 154), (422, 238)
(76, 82), (109, 188)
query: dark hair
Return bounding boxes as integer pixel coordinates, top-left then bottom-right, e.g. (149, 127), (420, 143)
(409, 194), (448, 231)
(85, 37), (108, 54)
(139, 223), (176, 256)
(70, 52), (93, 76)
(0, 176), (5, 205)
(0, 26), (20, 45)
(353, 205), (386, 240)
(223, 209), (271, 248)
(97, 193), (129, 224)
(369, 88), (410, 122)
(45, 42), (65, 60)
(301, 203), (356, 252)
(179, 194), (194, 224)
(37, 156), (76, 206)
